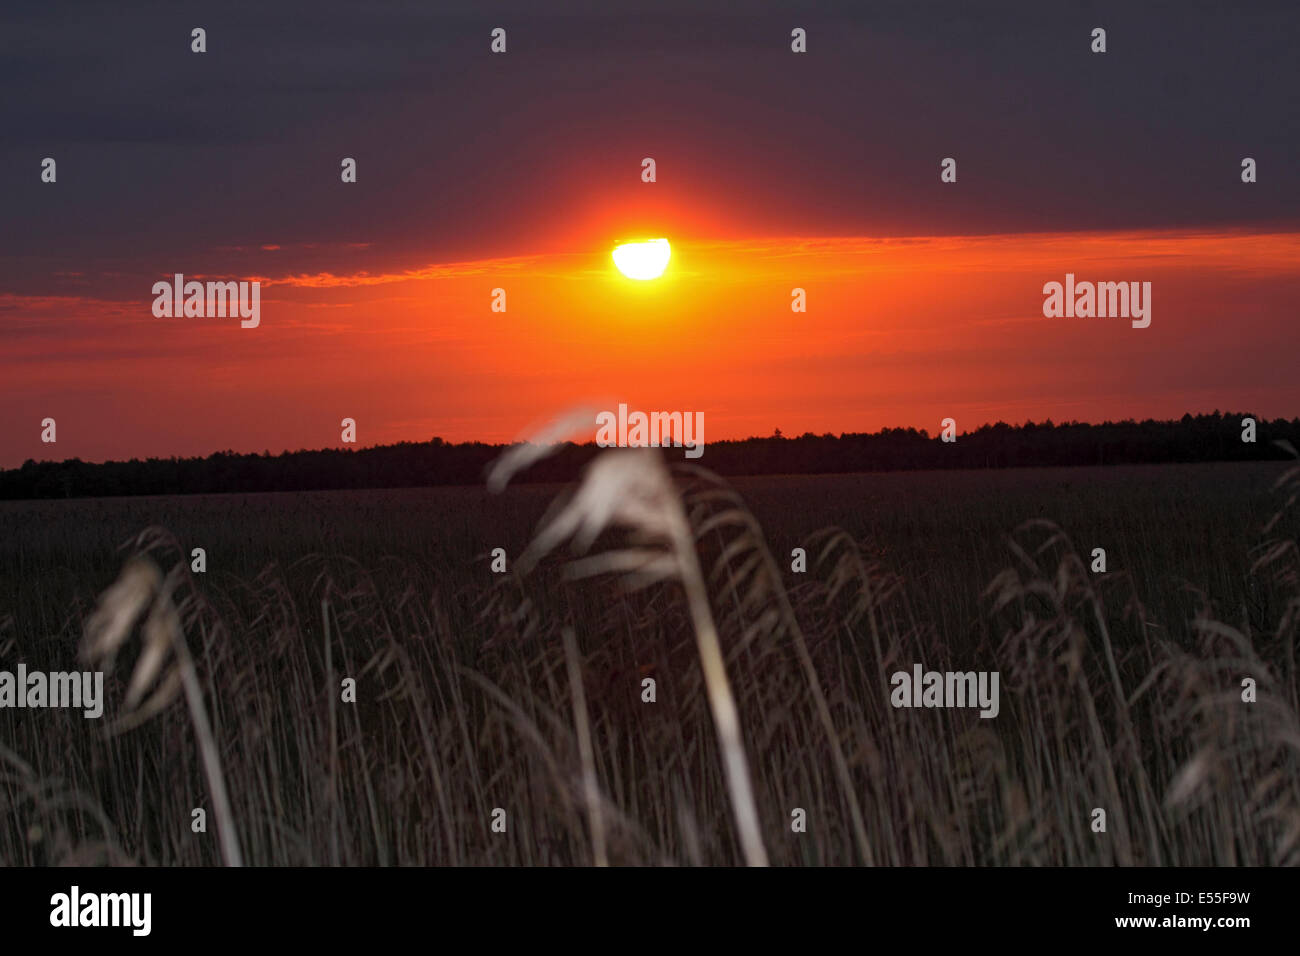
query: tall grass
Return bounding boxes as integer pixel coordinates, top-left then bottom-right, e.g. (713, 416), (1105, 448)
(0, 453), (1296, 865)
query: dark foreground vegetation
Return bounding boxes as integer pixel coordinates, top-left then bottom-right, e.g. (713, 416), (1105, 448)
(1, 457), (1297, 865)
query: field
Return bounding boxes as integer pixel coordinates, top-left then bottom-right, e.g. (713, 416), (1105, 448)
(2, 459), (1298, 865)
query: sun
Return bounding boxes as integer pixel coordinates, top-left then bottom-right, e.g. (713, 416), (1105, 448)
(612, 238), (671, 280)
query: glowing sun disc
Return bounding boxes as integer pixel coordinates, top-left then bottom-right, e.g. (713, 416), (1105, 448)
(613, 238), (671, 280)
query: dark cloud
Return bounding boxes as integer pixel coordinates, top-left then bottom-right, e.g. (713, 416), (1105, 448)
(1, 0), (1296, 292)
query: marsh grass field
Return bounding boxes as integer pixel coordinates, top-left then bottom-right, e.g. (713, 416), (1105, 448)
(2, 459), (1298, 865)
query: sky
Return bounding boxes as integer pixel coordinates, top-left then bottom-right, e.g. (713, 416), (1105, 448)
(2, 0), (1298, 466)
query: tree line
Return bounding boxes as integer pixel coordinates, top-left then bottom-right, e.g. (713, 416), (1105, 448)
(2, 412), (1296, 500)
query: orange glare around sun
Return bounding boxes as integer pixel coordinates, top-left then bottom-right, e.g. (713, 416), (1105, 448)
(612, 238), (671, 280)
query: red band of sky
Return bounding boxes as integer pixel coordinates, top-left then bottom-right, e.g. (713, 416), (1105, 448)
(3, 228), (1298, 467)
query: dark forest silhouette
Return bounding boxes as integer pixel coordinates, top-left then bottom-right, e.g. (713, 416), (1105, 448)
(2, 412), (1296, 500)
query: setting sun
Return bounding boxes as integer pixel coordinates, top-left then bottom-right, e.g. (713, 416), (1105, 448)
(612, 238), (671, 280)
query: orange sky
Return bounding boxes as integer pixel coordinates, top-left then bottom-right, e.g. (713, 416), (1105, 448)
(4, 227), (1299, 466)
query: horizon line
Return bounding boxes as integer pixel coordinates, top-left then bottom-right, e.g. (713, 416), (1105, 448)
(6, 409), (1297, 472)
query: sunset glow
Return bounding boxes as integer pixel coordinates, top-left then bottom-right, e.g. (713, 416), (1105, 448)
(4, 227), (1298, 467)
(3, 2), (1297, 471)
